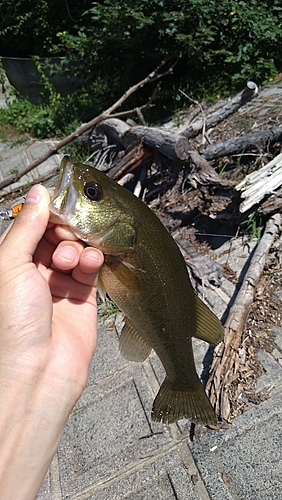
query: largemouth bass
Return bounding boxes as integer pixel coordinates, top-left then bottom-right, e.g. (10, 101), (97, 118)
(49, 157), (223, 425)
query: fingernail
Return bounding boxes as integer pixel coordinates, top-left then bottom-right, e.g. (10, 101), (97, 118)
(84, 248), (103, 263)
(56, 245), (77, 263)
(26, 185), (43, 204)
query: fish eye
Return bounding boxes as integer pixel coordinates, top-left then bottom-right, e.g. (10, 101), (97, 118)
(84, 182), (102, 201)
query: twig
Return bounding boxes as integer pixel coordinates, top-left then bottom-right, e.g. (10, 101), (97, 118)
(179, 89), (207, 145)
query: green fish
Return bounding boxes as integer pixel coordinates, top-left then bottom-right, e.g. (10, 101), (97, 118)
(49, 157), (223, 425)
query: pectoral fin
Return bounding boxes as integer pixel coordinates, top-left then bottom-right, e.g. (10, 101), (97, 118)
(119, 318), (152, 362)
(194, 291), (223, 345)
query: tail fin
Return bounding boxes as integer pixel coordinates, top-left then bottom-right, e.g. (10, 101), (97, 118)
(151, 377), (217, 425)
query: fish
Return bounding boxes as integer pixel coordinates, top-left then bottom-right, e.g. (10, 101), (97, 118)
(49, 156), (223, 425)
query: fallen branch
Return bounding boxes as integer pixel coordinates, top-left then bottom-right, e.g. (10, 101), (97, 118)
(200, 127), (282, 161)
(92, 117), (191, 161)
(180, 81), (258, 140)
(206, 213), (282, 421)
(107, 141), (150, 180)
(0, 58), (177, 193)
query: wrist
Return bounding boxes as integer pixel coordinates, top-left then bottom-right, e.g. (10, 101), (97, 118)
(0, 368), (77, 499)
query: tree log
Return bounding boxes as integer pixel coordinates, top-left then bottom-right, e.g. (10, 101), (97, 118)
(206, 213), (282, 421)
(200, 127), (282, 161)
(122, 125), (190, 161)
(180, 81), (258, 140)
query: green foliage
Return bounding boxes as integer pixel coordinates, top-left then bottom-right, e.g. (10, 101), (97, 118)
(241, 212), (263, 240)
(98, 298), (120, 323)
(1, 0), (282, 134)
(0, 0), (90, 56)
(52, 0), (282, 117)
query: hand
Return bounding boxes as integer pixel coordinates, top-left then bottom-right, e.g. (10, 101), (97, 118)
(0, 184), (104, 499)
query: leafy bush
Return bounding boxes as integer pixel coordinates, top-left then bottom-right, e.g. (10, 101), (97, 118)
(54, 0), (282, 107)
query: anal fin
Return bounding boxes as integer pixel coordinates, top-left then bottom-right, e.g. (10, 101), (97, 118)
(194, 291), (223, 345)
(119, 318), (152, 362)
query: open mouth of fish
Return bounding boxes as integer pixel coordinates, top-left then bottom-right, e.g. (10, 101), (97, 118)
(49, 160), (77, 225)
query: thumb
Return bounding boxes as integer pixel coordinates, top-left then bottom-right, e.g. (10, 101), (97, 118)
(1, 185), (50, 263)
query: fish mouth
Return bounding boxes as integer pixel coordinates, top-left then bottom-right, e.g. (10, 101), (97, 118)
(49, 158), (77, 224)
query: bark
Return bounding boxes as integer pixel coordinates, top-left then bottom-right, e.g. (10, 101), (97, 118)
(200, 127), (282, 161)
(235, 152), (282, 213)
(259, 186), (282, 215)
(206, 213), (282, 421)
(180, 82), (258, 140)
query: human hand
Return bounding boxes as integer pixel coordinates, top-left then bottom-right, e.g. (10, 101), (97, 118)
(0, 184), (104, 499)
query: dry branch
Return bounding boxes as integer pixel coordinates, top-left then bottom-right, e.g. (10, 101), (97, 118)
(206, 213), (282, 421)
(200, 127), (282, 161)
(0, 58), (177, 192)
(235, 152), (282, 213)
(180, 81), (258, 140)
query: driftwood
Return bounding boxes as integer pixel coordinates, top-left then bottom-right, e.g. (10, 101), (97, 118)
(206, 213), (282, 421)
(180, 81), (258, 140)
(235, 152), (282, 213)
(0, 58), (177, 192)
(200, 127), (282, 161)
